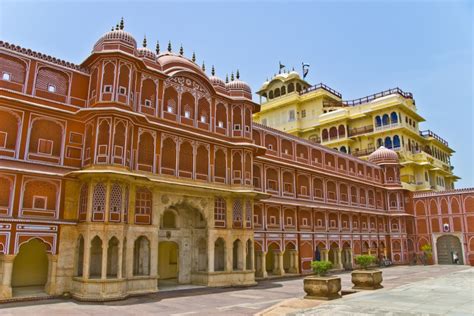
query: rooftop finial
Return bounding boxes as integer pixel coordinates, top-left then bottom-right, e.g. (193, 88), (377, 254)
(211, 65), (215, 76)
(225, 74), (229, 83)
(111, 26), (115, 31)
(236, 69), (240, 79)
(156, 41), (160, 54)
(179, 44), (184, 56)
(168, 41), (172, 52)
(192, 51), (196, 62)
(142, 35), (147, 48)
(292, 66), (295, 71)
(230, 72), (234, 81)
(115, 23), (119, 31)
(120, 17), (124, 30)
(201, 61), (206, 72)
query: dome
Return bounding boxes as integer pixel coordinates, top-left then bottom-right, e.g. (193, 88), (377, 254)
(93, 30), (137, 52)
(157, 52), (205, 75)
(209, 75), (226, 90)
(137, 47), (156, 59)
(288, 70), (300, 79)
(368, 146), (399, 164)
(226, 79), (251, 94)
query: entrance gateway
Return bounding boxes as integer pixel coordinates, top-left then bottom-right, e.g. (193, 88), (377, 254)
(436, 235), (463, 264)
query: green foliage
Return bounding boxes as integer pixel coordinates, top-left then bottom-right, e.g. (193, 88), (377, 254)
(310, 260), (332, 276)
(421, 244), (432, 258)
(355, 255), (376, 269)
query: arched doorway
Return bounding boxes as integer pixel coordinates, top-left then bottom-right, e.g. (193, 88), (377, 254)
(12, 239), (49, 296)
(341, 242), (352, 270)
(437, 235), (463, 264)
(158, 241), (179, 281)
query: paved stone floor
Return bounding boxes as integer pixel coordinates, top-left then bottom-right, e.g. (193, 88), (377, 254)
(0, 265), (472, 315)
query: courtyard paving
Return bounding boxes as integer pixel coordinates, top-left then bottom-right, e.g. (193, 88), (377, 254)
(0, 265), (472, 315)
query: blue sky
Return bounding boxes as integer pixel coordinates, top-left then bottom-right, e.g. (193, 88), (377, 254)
(1, 1), (472, 188)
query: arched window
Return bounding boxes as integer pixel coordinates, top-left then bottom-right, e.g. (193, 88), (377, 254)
(390, 112), (398, 124)
(161, 137), (176, 175)
(78, 183), (88, 221)
(375, 116), (381, 127)
(393, 135), (401, 148)
(322, 129), (328, 141)
(92, 182), (106, 221)
(384, 136), (392, 149)
(382, 114), (389, 126)
(214, 149), (226, 183)
(340, 146), (347, 153)
(281, 86), (286, 95)
(377, 138), (383, 148)
(133, 236), (150, 275)
(109, 183), (122, 222)
(179, 141), (193, 178)
(288, 83), (295, 93)
(338, 125), (345, 137)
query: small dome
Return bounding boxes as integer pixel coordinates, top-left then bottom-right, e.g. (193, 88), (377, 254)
(157, 52), (205, 75)
(93, 30), (137, 51)
(137, 47), (156, 59)
(226, 79), (251, 94)
(368, 146), (399, 164)
(209, 75), (226, 90)
(288, 70), (300, 79)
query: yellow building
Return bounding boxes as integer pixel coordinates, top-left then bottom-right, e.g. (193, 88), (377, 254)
(253, 71), (458, 192)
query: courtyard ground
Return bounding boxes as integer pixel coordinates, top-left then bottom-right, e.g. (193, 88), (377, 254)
(0, 265), (472, 315)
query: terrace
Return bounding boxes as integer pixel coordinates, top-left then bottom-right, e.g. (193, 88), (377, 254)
(323, 87), (414, 107)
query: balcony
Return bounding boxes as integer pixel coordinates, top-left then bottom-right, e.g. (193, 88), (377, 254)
(322, 87), (414, 107)
(374, 122), (399, 132)
(352, 147), (376, 157)
(348, 125), (374, 137)
(300, 83), (342, 98)
(420, 130), (449, 147)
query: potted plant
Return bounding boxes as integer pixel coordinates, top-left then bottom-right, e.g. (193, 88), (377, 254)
(421, 244), (433, 265)
(351, 255), (383, 290)
(303, 260), (341, 300)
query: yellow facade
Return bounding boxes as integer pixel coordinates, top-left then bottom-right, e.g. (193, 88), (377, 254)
(254, 72), (458, 192)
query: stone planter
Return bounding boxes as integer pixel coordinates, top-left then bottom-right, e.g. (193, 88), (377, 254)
(303, 276), (342, 300)
(351, 269), (383, 290)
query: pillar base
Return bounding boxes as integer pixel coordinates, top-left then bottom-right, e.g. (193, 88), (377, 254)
(0, 285), (12, 299)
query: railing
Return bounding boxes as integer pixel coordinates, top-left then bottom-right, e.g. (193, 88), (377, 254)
(420, 130), (449, 147)
(374, 122), (399, 131)
(300, 83), (342, 98)
(348, 125), (374, 137)
(352, 148), (376, 157)
(323, 87), (413, 108)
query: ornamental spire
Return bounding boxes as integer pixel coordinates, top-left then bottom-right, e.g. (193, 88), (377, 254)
(192, 52), (196, 62)
(120, 17), (124, 30)
(168, 41), (172, 52)
(142, 36), (147, 48)
(225, 74), (229, 83)
(201, 61), (206, 72)
(156, 41), (160, 54)
(179, 44), (184, 56)
(236, 69), (240, 79)
(115, 23), (119, 31)
(230, 72), (234, 81)
(211, 65), (215, 76)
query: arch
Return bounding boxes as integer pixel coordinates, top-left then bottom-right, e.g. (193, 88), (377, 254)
(274, 88), (281, 98)
(265, 134), (278, 152)
(75, 235), (85, 277)
(179, 141), (194, 178)
(118, 64), (130, 99)
(233, 239), (244, 271)
(28, 117), (64, 159)
(436, 235), (463, 264)
(92, 182), (106, 221)
(0, 108), (21, 153)
(109, 183), (122, 222)
(382, 114), (389, 125)
(12, 238), (49, 292)
(197, 238), (207, 272)
(313, 177), (324, 199)
(107, 237), (120, 278)
(375, 116), (381, 127)
(102, 62), (115, 95)
(112, 120), (126, 164)
(161, 137), (177, 175)
(214, 237), (226, 271)
(393, 135), (401, 149)
(196, 145), (209, 180)
(134, 236), (150, 275)
(197, 98), (210, 125)
(180, 92), (195, 121)
(322, 129), (329, 141)
(384, 136), (392, 149)
(140, 78), (156, 110)
(162, 209), (177, 228)
(158, 241), (179, 279)
(214, 148), (226, 183)
(22, 178), (59, 214)
(338, 124), (345, 137)
(281, 86), (286, 95)
(329, 126), (337, 139)
(390, 112), (398, 124)
(266, 242), (280, 274)
(377, 138), (383, 148)
(232, 151), (243, 183)
(35, 66), (69, 96)
(266, 167), (279, 192)
(288, 82), (295, 93)
(296, 143), (308, 160)
(232, 105), (242, 132)
(282, 171), (294, 194)
(281, 139), (293, 156)
(163, 86), (178, 116)
(340, 146), (347, 153)
(0, 53), (27, 86)
(215, 103), (227, 130)
(90, 236), (103, 278)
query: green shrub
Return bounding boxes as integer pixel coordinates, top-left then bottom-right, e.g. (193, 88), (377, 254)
(355, 255), (376, 269)
(421, 244), (432, 258)
(310, 260), (332, 276)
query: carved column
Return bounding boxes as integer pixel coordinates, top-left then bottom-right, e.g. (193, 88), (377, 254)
(0, 255), (15, 299)
(208, 236), (215, 273)
(45, 254), (58, 294)
(337, 249), (343, 269)
(101, 242), (108, 280)
(83, 235), (91, 279)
